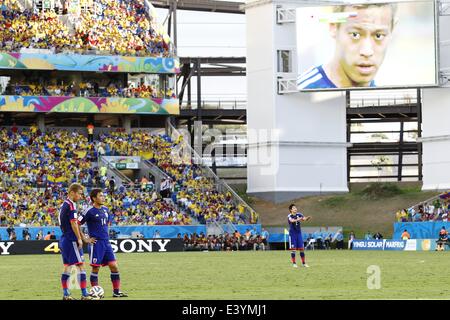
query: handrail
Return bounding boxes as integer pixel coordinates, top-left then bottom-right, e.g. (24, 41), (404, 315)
(143, 160), (171, 180)
(166, 118), (259, 224)
(140, 159), (192, 220)
(393, 191), (448, 222)
(181, 100), (247, 110)
(99, 155), (131, 184)
(406, 193), (445, 211)
(0, 91), (175, 100)
(143, 0), (176, 56)
(223, 221), (238, 233)
(349, 98), (418, 108)
(207, 220), (226, 235)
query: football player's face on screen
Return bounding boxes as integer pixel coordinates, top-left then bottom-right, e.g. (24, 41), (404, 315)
(331, 5), (394, 86)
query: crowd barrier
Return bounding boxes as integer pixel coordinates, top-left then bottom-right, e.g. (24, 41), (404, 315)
(0, 52), (180, 73)
(0, 238), (184, 255)
(0, 224), (261, 241)
(393, 222), (450, 239)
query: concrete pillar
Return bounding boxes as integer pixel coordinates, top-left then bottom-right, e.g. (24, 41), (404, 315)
(37, 114), (45, 132)
(421, 88), (450, 190)
(193, 120), (203, 164)
(420, 12), (450, 190)
(123, 115), (131, 134)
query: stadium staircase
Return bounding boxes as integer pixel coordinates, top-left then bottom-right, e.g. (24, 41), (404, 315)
(97, 154), (201, 224)
(142, 0), (174, 54)
(166, 118), (259, 225)
(14, 0), (26, 10)
(98, 155), (132, 188)
(222, 221), (238, 234)
(15, 0), (77, 35)
(140, 159), (202, 224)
(206, 221), (226, 236)
(405, 193), (444, 212)
(206, 221), (238, 236)
(142, 0), (162, 29)
(143, 0), (156, 19)
(58, 14), (76, 36)
(141, 160), (171, 192)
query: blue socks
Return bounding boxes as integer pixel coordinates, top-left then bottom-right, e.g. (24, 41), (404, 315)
(61, 272), (70, 296)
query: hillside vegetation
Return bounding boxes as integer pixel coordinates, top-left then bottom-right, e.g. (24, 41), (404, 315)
(242, 183), (440, 239)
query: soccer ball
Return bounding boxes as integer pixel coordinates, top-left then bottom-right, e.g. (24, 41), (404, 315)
(89, 286), (105, 299)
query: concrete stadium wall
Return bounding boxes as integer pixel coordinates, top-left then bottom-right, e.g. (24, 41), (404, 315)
(439, 9), (450, 88)
(413, 6), (450, 190)
(421, 88), (450, 190)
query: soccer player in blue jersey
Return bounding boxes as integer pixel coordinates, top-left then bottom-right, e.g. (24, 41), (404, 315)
(288, 204), (311, 268)
(79, 188), (128, 298)
(298, 3), (396, 90)
(59, 183), (96, 300)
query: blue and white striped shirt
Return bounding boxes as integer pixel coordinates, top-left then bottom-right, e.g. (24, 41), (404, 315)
(297, 65), (375, 90)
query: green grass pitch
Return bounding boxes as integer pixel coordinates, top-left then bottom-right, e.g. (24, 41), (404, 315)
(1, 251), (449, 300)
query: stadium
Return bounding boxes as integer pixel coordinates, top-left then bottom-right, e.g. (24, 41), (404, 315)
(0, 0), (450, 306)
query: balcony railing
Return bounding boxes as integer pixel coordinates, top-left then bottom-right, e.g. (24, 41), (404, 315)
(181, 100), (247, 110)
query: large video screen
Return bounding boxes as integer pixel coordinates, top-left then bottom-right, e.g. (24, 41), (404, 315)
(296, 1), (437, 91)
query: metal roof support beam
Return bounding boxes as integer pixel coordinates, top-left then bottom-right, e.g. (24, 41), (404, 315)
(151, 0), (245, 14)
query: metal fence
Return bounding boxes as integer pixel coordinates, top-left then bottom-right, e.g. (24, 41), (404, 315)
(181, 100), (247, 110)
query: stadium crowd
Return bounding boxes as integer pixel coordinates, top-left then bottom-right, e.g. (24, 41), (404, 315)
(395, 196), (450, 222)
(0, 5), (73, 52)
(97, 131), (252, 225)
(4, 81), (175, 99)
(0, 184), (192, 228)
(182, 229), (268, 251)
(0, 126), (98, 188)
(0, 126), (253, 227)
(302, 230), (344, 250)
(0, 127), (182, 226)
(181, 229), (346, 251)
(0, 0), (171, 57)
(73, 0), (170, 56)
(107, 189), (192, 226)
